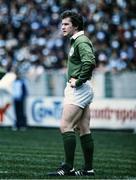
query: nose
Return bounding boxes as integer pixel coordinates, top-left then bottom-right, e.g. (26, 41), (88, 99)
(61, 25), (65, 30)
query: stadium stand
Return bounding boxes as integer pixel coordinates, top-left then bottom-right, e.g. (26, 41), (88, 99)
(0, 0), (136, 97)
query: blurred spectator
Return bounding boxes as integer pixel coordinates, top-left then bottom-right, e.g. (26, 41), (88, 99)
(0, 0), (135, 74)
(27, 60), (44, 81)
(12, 70), (28, 131)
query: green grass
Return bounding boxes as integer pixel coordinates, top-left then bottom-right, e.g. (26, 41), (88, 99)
(0, 128), (136, 179)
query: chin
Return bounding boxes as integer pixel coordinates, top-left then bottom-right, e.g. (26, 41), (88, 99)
(63, 33), (68, 37)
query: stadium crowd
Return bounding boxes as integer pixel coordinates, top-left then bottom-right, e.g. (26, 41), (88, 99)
(0, 0), (136, 75)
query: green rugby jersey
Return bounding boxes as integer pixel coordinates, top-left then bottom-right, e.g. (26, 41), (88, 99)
(67, 31), (96, 87)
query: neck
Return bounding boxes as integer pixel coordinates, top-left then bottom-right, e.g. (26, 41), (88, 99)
(70, 30), (78, 38)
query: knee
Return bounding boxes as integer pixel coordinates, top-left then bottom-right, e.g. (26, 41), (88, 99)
(60, 124), (67, 133)
(60, 120), (73, 133)
(79, 122), (90, 135)
(60, 120), (68, 133)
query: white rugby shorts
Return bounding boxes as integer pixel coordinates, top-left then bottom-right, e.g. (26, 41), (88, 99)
(64, 81), (94, 109)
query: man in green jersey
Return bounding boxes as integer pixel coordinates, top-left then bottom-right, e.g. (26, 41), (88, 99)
(48, 10), (96, 176)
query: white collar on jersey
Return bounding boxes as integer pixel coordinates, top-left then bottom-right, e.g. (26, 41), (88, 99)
(71, 31), (84, 40)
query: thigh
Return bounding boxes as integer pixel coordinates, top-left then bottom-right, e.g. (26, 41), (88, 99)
(64, 82), (93, 109)
(60, 104), (83, 133)
(77, 106), (91, 136)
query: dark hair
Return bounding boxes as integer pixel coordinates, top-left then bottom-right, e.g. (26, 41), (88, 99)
(60, 10), (84, 31)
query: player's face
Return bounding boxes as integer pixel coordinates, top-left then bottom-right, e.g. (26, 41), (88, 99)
(61, 17), (77, 37)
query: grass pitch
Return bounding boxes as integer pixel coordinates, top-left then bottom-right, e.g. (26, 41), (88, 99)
(0, 128), (136, 179)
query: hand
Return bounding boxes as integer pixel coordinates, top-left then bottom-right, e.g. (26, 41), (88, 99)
(69, 78), (77, 88)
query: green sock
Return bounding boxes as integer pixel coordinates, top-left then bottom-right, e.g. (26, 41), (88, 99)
(62, 131), (76, 168)
(80, 133), (94, 170)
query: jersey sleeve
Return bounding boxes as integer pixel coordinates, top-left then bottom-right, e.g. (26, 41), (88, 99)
(76, 42), (96, 87)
